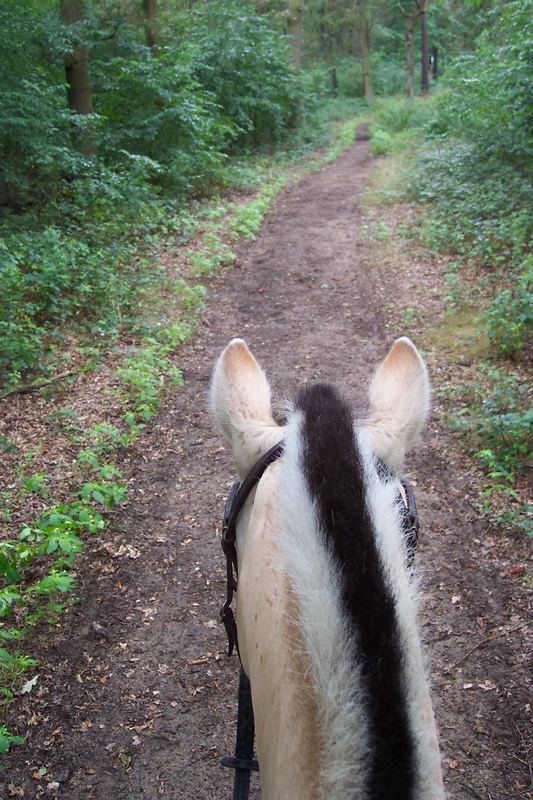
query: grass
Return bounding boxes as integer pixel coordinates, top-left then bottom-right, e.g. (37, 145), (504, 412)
(423, 307), (491, 361)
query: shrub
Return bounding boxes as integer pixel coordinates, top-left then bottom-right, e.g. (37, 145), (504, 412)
(188, 0), (303, 147)
(429, 0), (533, 168)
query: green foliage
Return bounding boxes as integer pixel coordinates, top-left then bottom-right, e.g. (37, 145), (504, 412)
(450, 367), (532, 532)
(369, 97), (437, 154)
(393, 5), (533, 360)
(370, 128), (394, 156)
(429, 1), (533, 166)
(371, 3), (533, 533)
(0, 727), (24, 756)
(94, 52), (233, 193)
(188, 0), (303, 148)
(0, 3), (84, 207)
(484, 261), (533, 356)
(117, 347), (184, 422)
(451, 367), (532, 471)
(22, 472), (49, 497)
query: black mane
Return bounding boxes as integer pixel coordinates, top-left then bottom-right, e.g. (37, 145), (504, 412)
(297, 383), (415, 800)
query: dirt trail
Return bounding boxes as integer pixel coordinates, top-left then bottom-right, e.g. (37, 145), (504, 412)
(5, 140), (531, 800)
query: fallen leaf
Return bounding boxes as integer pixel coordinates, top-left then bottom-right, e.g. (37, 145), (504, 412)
(20, 675), (39, 694)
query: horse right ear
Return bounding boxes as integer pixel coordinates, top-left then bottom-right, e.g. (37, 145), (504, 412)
(210, 339), (281, 478)
(363, 337), (431, 472)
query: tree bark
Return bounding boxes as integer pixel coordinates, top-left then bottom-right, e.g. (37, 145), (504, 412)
(59, 0), (95, 154)
(358, 0), (373, 101)
(420, 3), (430, 94)
(405, 22), (415, 99)
(142, 0), (160, 50)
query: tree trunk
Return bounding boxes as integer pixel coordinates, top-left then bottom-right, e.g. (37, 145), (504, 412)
(287, 0), (304, 69)
(59, 0), (95, 154)
(331, 66), (338, 96)
(432, 45), (438, 79)
(405, 23), (415, 99)
(420, 4), (430, 95)
(142, 0), (160, 50)
(359, 0), (373, 101)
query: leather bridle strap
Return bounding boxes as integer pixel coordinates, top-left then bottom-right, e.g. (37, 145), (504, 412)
(220, 440), (285, 659)
(375, 456), (419, 567)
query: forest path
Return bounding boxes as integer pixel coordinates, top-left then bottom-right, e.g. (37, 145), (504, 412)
(5, 139), (531, 800)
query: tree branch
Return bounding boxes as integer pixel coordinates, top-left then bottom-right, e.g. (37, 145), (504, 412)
(0, 370), (77, 400)
(451, 620), (531, 669)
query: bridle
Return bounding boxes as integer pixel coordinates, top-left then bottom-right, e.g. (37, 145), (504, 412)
(219, 440), (420, 798)
(220, 441), (285, 663)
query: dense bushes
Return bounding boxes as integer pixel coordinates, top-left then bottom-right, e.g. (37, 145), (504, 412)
(188, 1), (303, 148)
(429, 1), (533, 166)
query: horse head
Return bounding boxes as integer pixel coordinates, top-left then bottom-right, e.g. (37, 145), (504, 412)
(210, 338), (445, 800)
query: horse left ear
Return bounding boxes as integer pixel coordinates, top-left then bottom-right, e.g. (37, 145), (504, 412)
(363, 337), (431, 472)
(210, 338), (282, 478)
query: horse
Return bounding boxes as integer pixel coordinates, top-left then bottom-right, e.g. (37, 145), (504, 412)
(210, 337), (445, 800)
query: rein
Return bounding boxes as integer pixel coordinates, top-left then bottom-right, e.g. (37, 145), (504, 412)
(218, 442), (419, 798)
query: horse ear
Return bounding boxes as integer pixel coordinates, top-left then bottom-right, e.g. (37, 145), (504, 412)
(364, 337), (431, 472)
(210, 338), (281, 478)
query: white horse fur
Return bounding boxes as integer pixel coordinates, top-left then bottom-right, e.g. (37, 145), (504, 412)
(210, 337), (445, 800)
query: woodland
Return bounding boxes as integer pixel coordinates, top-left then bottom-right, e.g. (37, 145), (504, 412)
(0, 0), (531, 787)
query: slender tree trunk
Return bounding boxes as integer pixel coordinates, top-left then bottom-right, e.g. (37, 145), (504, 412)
(142, 0), (160, 50)
(432, 45), (438, 79)
(60, 0), (95, 154)
(287, 0), (304, 69)
(405, 23), (415, 99)
(359, 0), (373, 101)
(420, 3), (430, 94)
(331, 66), (338, 96)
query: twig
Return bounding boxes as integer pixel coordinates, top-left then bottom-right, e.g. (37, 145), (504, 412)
(452, 620), (531, 669)
(457, 782), (486, 800)
(512, 752), (533, 788)
(0, 370), (76, 400)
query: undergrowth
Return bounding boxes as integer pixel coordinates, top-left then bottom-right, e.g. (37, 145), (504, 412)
(367, 83), (532, 534)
